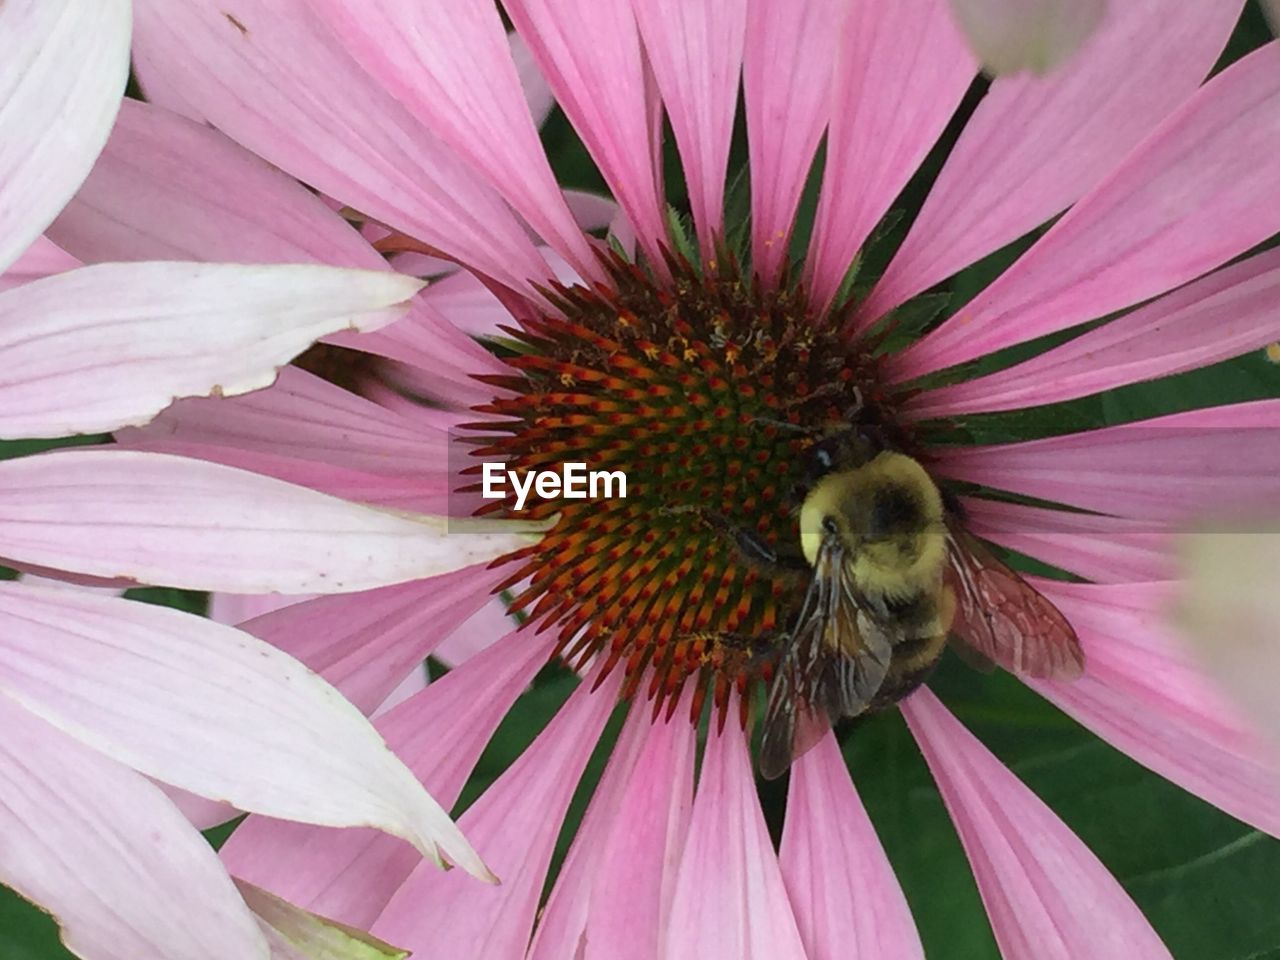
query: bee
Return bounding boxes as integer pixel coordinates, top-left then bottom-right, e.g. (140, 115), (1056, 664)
(753, 428), (1085, 778)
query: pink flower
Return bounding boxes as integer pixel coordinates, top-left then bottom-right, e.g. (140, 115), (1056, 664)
(0, 2), (528, 956)
(32, 1), (1280, 957)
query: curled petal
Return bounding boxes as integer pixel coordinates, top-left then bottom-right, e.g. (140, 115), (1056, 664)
(633, 0), (747, 251)
(948, 0), (1107, 75)
(0, 582), (487, 878)
(528, 688), (696, 960)
(780, 734), (924, 960)
(372, 670), (622, 958)
(805, 0), (976, 311)
(0, 695), (269, 960)
(0, 262), (420, 440)
(0, 0), (130, 273)
(236, 881), (408, 960)
(663, 708), (808, 960)
(903, 689), (1174, 959)
(0, 450), (536, 594)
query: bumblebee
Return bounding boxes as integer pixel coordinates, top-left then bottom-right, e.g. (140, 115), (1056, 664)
(683, 425), (1086, 779)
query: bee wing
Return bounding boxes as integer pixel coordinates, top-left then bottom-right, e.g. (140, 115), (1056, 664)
(944, 520), (1084, 679)
(758, 535), (893, 779)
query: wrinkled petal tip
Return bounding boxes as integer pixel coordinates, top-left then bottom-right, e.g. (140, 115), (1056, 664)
(950, 0), (1107, 75)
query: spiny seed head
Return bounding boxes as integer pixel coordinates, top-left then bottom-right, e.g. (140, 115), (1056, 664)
(466, 249), (916, 724)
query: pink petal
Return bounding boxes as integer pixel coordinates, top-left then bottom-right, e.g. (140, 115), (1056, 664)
(633, 0), (747, 251)
(50, 98), (509, 390)
(0, 449), (533, 593)
(948, 0), (1106, 75)
(1176, 528), (1280, 765)
(0, 235), (79, 293)
(435, 596), (515, 667)
(223, 628), (547, 928)
(130, 0), (552, 294)
(897, 41), (1280, 379)
(309, 0), (598, 282)
(936, 401), (1280, 522)
(0, 582), (485, 877)
(0, 696), (269, 960)
(510, 30), (557, 128)
(504, 0), (668, 261)
(0, 261), (420, 439)
(372, 670), (622, 958)
(960, 498), (1173, 583)
(912, 246), (1280, 417)
(0, 0), (129, 273)
(903, 689), (1174, 960)
(780, 733), (924, 960)
(1029, 580), (1280, 837)
(209, 591), (304, 627)
(564, 189), (621, 232)
(742, 0), (839, 285)
(860, 0), (1240, 326)
(805, 0), (976, 311)
(240, 563), (502, 715)
(157, 781), (242, 831)
(528, 689), (696, 960)
(663, 707), (808, 960)
(119, 366), (449, 479)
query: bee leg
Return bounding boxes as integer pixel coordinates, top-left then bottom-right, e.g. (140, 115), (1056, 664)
(660, 505), (809, 573)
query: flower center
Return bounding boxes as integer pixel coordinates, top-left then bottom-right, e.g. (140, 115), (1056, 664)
(467, 252), (917, 721)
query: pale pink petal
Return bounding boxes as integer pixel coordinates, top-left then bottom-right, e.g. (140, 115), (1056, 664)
(0, 449), (535, 593)
(0, 0), (129, 273)
(633, 0), (746, 251)
(0, 236), (79, 292)
(421, 245), (579, 338)
(309, 0), (598, 281)
(960, 498), (1173, 583)
(1029, 579), (1280, 836)
(564, 189), (620, 232)
(743, 0), (838, 284)
(860, 0), (1240, 326)
(528, 689), (696, 960)
(949, 0), (1106, 75)
(912, 246), (1280, 417)
(510, 30), (557, 127)
(373, 664), (428, 718)
(435, 596), (514, 666)
(240, 563), (502, 715)
(936, 401), (1280, 522)
(805, 0), (976, 311)
(235, 881), (408, 960)
(504, 0), (668, 260)
(897, 42), (1280, 379)
(780, 733), (924, 960)
(131, 0), (552, 294)
(0, 695), (269, 960)
(1176, 528), (1280, 764)
(50, 98), (509, 389)
(372, 670), (621, 958)
(223, 628), (547, 928)
(903, 689), (1174, 960)
(0, 262), (420, 439)
(209, 592), (304, 627)
(663, 708), (808, 960)
(157, 781), (241, 831)
(0, 582), (487, 878)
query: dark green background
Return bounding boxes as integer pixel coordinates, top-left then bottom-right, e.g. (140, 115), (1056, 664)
(4, 4), (1279, 957)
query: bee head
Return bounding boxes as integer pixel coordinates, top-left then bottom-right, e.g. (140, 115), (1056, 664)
(799, 452), (946, 593)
